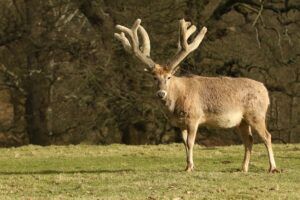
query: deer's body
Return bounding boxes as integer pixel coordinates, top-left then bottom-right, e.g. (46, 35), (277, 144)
(161, 75), (269, 130)
(114, 18), (278, 173)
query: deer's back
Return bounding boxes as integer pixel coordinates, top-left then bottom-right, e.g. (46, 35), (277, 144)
(178, 75), (270, 128)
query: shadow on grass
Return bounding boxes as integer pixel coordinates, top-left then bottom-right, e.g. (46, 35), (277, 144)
(0, 169), (135, 175)
(276, 156), (300, 160)
(0, 165), (276, 175)
(221, 165), (267, 173)
(201, 147), (218, 150)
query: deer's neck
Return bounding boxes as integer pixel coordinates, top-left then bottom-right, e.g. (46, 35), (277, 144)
(164, 77), (185, 113)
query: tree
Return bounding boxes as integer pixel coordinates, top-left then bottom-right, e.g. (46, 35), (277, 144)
(0, 0), (299, 146)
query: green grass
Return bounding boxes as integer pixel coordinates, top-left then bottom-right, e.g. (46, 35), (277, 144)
(0, 144), (299, 199)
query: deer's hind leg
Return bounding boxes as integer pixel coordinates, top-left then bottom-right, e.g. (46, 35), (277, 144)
(236, 120), (253, 172)
(247, 116), (278, 173)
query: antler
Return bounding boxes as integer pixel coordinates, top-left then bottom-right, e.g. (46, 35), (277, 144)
(114, 19), (156, 69)
(167, 19), (207, 71)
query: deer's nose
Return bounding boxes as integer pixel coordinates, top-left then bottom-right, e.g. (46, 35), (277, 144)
(156, 90), (167, 99)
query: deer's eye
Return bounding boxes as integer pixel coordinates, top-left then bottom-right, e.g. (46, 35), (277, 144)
(153, 77), (157, 81)
(167, 77), (171, 80)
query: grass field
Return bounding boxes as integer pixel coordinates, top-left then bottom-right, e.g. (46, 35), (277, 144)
(0, 144), (299, 199)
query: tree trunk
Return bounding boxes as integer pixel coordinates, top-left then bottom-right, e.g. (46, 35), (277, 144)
(23, 0), (51, 145)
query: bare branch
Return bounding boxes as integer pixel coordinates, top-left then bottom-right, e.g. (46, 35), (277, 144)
(255, 27), (261, 48)
(0, 64), (26, 95)
(55, 9), (79, 27)
(252, 0), (264, 27)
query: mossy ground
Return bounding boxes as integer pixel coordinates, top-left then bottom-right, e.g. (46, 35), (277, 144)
(0, 144), (299, 199)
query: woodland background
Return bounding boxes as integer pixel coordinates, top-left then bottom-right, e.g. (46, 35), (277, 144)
(0, 0), (299, 146)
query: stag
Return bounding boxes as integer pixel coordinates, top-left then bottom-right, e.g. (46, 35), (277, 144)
(114, 19), (278, 173)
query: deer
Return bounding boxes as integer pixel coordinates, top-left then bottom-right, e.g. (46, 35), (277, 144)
(114, 18), (278, 173)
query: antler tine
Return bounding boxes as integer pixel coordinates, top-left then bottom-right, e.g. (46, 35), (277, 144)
(180, 20), (189, 50)
(138, 25), (151, 57)
(131, 19), (141, 51)
(168, 19), (207, 71)
(176, 21), (182, 54)
(114, 19), (156, 69)
(176, 20), (197, 53)
(114, 32), (132, 53)
(186, 24), (197, 40)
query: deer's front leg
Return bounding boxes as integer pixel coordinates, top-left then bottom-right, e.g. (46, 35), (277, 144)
(185, 122), (199, 172)
(181, 129), (189, 171)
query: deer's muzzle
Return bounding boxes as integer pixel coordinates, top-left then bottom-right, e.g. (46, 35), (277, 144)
(156, 90), (167, 99)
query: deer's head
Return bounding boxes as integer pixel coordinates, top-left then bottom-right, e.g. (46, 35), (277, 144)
(114, 19), (207, 100)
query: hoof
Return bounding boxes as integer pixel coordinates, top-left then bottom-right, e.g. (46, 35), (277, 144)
(241, 166), (249, 173)
(269, 168), (280, 173)
(185, 164), (194, 172)
(241, 169), (248, 173)
(185, 167), (193, 172)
